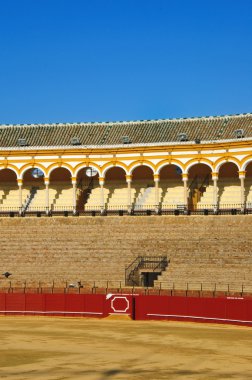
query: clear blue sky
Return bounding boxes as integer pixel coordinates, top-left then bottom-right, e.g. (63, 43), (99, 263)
(0, 0), (251, 124)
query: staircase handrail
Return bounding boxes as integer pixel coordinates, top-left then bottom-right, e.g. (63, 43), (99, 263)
(189, 175), (198, 191)
(199, 173), (210, 192)
(23, 186), (39, 212)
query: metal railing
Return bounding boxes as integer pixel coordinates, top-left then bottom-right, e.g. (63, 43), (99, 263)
(0, 203), (252, 216)
(125, 256), (169, 286)
(0, 280), (251, 297)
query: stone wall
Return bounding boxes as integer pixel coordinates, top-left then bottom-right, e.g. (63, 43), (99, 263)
(0, 215), (251, 291)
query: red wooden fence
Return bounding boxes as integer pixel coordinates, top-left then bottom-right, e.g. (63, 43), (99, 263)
(0, 293), (251, 326)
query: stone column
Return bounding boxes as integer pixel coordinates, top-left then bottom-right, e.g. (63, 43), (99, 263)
(239, 171), (246, 212)
(99, 177), (105, 214)
(72, 176), (77, 214)
(44, 177), (50, 215)
(182, 173), (188, 211)
(212, 172), (218, 213)
(126, 175), (132, 213)
(18, 179), (23, 215)
(154, 174), (160, 213)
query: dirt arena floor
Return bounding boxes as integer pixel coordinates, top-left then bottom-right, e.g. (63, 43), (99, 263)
(0, 316), (251, 380)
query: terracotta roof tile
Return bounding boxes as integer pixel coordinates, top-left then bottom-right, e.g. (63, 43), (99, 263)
(0, 113), (251, 147)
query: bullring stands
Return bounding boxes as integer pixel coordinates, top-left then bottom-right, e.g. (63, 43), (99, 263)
(0, 216), (251, 294)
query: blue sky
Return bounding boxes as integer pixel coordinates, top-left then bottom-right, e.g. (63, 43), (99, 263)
(0, 0), (251, 124)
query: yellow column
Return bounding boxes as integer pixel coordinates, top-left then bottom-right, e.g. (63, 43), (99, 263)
(126, 175), (132, 213)
(99, 177), (105, 214)
(44, 177), (49, 214)
(182, 173), (188, 210)
(212, 172), (218, 213)
(17, 179), (23, 215)
(71, 176), (77, 214)
(239, 171), (246, 212)
(154, 174), (160, 213)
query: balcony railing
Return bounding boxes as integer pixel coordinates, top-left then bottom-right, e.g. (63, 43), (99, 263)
(0, 203), (251, 216)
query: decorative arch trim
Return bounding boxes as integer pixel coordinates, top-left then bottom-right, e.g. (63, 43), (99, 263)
(74, 162), (101, 177)
(101, 162), (128, 177)
(185, 158), (214, 173)
(156, 159), (185, 174)
(128, 160), (155, 175)
(47, 163), (74, 177)
(0, 164), (19, 178)
(19, 163), (47, 179)
(241, 156), (252, 171)
(214, 157), (241, 172)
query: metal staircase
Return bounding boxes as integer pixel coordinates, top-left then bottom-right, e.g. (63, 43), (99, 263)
(125, 256), (169, 286)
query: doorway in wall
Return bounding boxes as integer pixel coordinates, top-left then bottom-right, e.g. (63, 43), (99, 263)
(141, 272), (161, 287)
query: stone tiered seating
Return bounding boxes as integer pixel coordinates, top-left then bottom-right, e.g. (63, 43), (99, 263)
(106, 181), (131, 210)
(134, 183), (156, 209)
(0, 216), (251, 293)
(245, 179), (252, 208)
(218, 178), (241, 207)
(51, 184), (73, 210)
(197, 184), (214, 208)
(84, 185), (109, 210)
(48, 182), (73, 211)
(27, 186), (46, 210)
(0, 185), (30, 210)
(160, 180), (184, 208)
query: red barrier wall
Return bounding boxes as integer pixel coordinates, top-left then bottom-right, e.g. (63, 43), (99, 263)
(0, 293), (106, 318)
(135, 296), (252, 326)
(0, 293), (251, 326)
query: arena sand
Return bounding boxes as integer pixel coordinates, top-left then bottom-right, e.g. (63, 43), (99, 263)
(0, 316), (251, 380)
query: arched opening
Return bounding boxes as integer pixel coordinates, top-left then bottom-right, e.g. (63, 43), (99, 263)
(22, 168), (45, 211)
(104, 167), (127, 210)
(0, 169), (18, 211)
(188, 164), (212, 209)
(244, 162), (252, 208)
(218, 162), (239, 207)
(49, 167), (72, 211)
(131, 165), (154, 210)
(159, 165), (183, 208)
(76, 167), (99, 211)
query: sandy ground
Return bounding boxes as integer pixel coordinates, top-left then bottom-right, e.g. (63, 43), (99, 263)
(0, 317), (251, 380)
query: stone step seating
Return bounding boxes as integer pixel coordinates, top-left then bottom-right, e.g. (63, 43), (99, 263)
(134, 184), (156, 209)
(218, 178), (241, 206)
(106, 182), (135, 210)
(160, 180), (184, 208)
(197, 184), (214, 207)
(245, 180), (252, 207)
(27, 183), (74, 211)
(27, 186), (45, 210)
(85, 186), (109, 210)
(0, 184), (30, 210)
(50, 183), (73, 210)
(0, 216), (251, 292)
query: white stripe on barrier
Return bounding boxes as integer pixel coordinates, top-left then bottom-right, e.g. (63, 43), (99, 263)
(0, 310), (103, 315)
(147, 313), (252, 324)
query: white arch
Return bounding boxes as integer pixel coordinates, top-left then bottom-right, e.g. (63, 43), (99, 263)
(157, 162), (185, 175)
(48, 165), (73, 178)
(185, 161), (214, 174)
(20, 165), (46, 179)
(102, 164), (127, 178)
(0, 166), (19, 178)
(241, 159), (252, 171)
(129, 162), (155, 176)
(74, 164), (101, 177)
(215, 160), (240, 173)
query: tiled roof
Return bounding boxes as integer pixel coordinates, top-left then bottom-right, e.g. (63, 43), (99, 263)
(0, 113), (251, 148)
